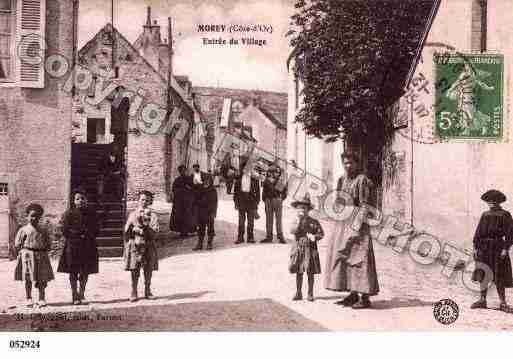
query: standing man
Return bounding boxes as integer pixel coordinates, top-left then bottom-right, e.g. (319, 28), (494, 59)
(324, 153), (379, 309)
(234, 157), (260, 244)
(193, 174), (218, 251)
(190, 163), (204, 232)
(261, 164), (287, 244)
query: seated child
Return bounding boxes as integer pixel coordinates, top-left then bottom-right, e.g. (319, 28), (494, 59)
(14, 203), (55, 308)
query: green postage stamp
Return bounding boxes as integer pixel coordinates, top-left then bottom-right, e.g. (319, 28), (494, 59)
(434, 53), (503, 140)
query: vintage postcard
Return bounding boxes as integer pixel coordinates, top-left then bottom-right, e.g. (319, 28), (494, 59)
(2, 0), (513, 343)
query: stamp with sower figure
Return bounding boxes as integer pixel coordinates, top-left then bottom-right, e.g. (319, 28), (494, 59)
(434, 53), (503, 140)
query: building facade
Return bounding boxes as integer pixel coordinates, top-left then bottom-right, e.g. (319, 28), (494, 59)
(193, 87), (287, 171)
(384, 0), (513, 250)
(0, 0), (78, 257)
(72, 7), (196, 203)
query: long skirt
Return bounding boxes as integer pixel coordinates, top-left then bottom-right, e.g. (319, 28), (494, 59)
(324, 221), (379, 295)
(124, 239), (158, 271)
(289, 237), (321, 274)
(170, 190), (197, 233)
(472, 239), (513, 288)
(57, 237), (99, 275)
(14, 249), (54, 283)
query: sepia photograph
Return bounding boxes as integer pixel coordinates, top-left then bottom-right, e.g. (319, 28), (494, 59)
(1, 0), (513, 350)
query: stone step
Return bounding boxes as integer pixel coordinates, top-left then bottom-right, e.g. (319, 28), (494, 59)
(102, 218), (125, 229)
(98, 227), (123, 237)
(98, 246), (123, 258)
(96, 236), (124, 247)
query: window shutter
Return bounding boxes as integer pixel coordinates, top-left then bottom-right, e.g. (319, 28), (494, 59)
(16, 0), (45, 88)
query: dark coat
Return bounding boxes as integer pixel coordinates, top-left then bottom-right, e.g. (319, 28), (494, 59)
(190, 171), (210, 200)
(98, 153), (124, 177)
(234, 174), (260, 210)
(262, 178), (287, 201)
(170, 174), (196, 233)
(472, 207), (513, 288)
(57, 206), (100, 275)
(197, 179), (218, 222)
(289, 216), (324, 274)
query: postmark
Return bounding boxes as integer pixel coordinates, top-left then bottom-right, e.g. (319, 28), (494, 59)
(433, 298), (459, 325)
(395, 43), (504, 144)
(396, 42), (457, 144)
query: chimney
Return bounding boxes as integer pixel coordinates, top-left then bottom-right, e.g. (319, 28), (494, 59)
(159, 17), (173, 80)
(146, 6), (151, 26)
(140, 6), (161, 70)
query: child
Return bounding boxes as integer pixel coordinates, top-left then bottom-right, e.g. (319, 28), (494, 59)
(193, 175), (218, 251)
(289, 194), (324, 301)
(14, 203), (54, 307)
(471, 189), (513, 312)
(133, 208), (152, 262)
(57, 189), (100, 305)
(124, 190), (159, 302)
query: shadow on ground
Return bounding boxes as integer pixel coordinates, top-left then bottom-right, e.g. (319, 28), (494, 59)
(371, 297), (436, 310)
(44, 291), (213, 308)
(0, 298), (328, 332)
(157, 219), (270, 260)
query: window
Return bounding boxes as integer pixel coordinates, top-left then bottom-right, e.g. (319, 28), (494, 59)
(0, 0), (13, 81)
(0, 182), (7, 196)
(0, 0), (46, 87)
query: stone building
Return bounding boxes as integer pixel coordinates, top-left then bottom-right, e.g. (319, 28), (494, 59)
(192, 87), (287, 171)
(288, 0), (513, 253)
(384, 0), (513, 251)
(0, 0), (79, 257)
(72, 7), (198, 202)
(0, 3), (210, 257)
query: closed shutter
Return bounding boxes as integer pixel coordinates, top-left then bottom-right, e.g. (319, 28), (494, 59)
(16, 0), (45, 88)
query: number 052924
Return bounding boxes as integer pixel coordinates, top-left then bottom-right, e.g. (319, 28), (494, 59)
(9, 340), (40, 349)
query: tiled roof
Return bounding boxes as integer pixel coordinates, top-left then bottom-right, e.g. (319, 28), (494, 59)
(192, 87), (287, 129)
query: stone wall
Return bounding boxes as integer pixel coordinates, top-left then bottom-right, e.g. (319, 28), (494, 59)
(75, 24), (194, 202)
(0, 0), (76, 258)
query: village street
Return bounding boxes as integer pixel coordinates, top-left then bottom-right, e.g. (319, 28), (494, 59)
(1, 189), (513, 331)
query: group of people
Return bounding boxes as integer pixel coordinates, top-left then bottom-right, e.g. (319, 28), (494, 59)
(288, 153), (513, 311)
(13, 152), (513, 312)
(169, 163), (218, 251)
(14, 189), (161, 307)
(170, 157), (288, 248)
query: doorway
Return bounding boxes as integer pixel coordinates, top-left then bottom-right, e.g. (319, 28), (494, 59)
(87, 118), (106, 143)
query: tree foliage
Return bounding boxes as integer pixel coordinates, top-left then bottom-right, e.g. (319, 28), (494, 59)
(288, 0), (436, 144)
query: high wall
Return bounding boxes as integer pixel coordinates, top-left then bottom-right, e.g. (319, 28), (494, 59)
(384, 0), (513, 250)
(0, 0), (76, 257)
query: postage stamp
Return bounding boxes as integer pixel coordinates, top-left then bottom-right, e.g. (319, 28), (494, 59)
(434, 53), (504, 140)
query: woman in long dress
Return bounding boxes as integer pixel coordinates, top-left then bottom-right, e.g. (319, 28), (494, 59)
(324, 153), (379, 309)
(169, 165), (195, 237)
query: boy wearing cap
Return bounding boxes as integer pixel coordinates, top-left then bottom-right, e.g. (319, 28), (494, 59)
(289, 194), (324, 301)
(471, 189), (513, 312)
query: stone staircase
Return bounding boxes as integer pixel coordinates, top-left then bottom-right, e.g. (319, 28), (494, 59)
(71, 143), (125, 257)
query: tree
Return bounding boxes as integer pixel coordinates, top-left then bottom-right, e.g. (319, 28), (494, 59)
(288, 0), (437, 145)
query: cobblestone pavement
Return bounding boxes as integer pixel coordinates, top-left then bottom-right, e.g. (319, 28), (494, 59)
(2, 190), (513, 330)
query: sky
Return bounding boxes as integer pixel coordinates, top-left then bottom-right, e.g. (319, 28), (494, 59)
(78, 0), (295, 93)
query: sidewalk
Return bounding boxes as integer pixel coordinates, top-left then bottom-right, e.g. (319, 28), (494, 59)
(1, 193), (513, 330)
